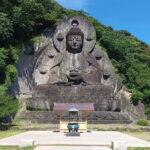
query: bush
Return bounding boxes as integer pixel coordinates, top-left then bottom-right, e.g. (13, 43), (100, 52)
(6, 65), (17, 82)
(145, 105), (150, 120)
(0, 93), (18, 126)
(131, 90), (144, 105)
(137, 119), (149, 126)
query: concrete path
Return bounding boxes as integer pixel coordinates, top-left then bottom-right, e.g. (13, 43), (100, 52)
(34, 146), (111, 150)
(0, 131), (149, 148)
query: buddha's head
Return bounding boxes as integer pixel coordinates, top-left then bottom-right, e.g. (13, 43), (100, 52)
(66, 27), (84, 54)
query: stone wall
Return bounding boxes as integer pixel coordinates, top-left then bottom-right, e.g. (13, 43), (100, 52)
(19, 111), (131, 124)
(27, 84), (115, 111)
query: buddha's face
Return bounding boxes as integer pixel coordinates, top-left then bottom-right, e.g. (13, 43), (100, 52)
(67, 34), (83, 53)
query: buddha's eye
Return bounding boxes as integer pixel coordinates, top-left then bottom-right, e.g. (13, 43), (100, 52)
(76, 36), (81, 41)
(68, 37), (73, 41)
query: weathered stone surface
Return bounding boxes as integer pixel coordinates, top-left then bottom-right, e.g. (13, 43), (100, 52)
(27, 84), (114, 111)
(88, 111), (132, 124)
(12, 16), (145, 123)
(18, 111), (131, 124)
(19, 111), (59, 124)
(11, 29), (54, 99)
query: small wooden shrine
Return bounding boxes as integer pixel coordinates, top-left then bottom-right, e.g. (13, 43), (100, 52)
(53, 103), (94, 132)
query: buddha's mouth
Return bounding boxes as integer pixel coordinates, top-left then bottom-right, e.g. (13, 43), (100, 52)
(72, 44), (79, 48)
(71, 45), (80, 50)
(68, 70), (82, 80)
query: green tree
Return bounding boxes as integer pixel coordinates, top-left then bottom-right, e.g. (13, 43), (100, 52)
(0, 48), (8, 71)
(0, 12), (13, 45)
(12, 0), (45, 38)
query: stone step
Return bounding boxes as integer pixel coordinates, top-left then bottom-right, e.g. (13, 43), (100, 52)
(34, 146), (112, 150)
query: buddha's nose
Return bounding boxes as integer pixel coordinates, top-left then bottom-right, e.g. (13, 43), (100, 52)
(73, 39), (77, 45)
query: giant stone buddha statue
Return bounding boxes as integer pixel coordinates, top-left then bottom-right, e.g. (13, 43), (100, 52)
(11, 17), (145, 122)
(28, 17), (121, 111)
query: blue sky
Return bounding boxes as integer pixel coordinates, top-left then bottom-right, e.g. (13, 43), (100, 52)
(56, 0), (150, 44)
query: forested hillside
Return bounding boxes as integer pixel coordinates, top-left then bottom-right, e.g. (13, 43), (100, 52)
(0, 0), (150, 117)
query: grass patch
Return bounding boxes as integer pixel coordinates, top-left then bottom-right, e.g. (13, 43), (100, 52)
(88, 124), (150, 132)
(124, 132), (150, 141)
(0, 129), (25, 139)
(128, 148), (150, 150)
(12, 120), (59, 130)
(0, 146), (34, 150)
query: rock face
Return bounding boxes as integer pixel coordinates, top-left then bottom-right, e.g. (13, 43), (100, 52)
(12, 16), (145, 122)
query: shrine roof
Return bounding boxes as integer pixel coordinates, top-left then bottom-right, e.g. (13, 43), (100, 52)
(53, 103), (94, 111)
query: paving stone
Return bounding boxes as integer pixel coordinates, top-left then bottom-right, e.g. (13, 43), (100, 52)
(0, 131), (149, 148)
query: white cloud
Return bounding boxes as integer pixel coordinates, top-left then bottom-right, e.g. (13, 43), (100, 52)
(56, 0), (90, 10)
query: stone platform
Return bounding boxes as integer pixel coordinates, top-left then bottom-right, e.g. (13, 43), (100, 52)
(0, 131), (150, 150)
(19, 111), (132, 124)
(28, 84), (114, 111)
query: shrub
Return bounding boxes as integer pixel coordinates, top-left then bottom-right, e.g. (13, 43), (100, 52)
(137, 119), (149, 126)
(6, 65), (17, 82)
(145, 105), (150, 120)
(0, 93), (18, 126)
(131, 90), (144, 105)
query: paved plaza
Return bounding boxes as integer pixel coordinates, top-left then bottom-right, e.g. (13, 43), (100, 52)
(0, 131), (150, 150)
(34, 146), (112, 150)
